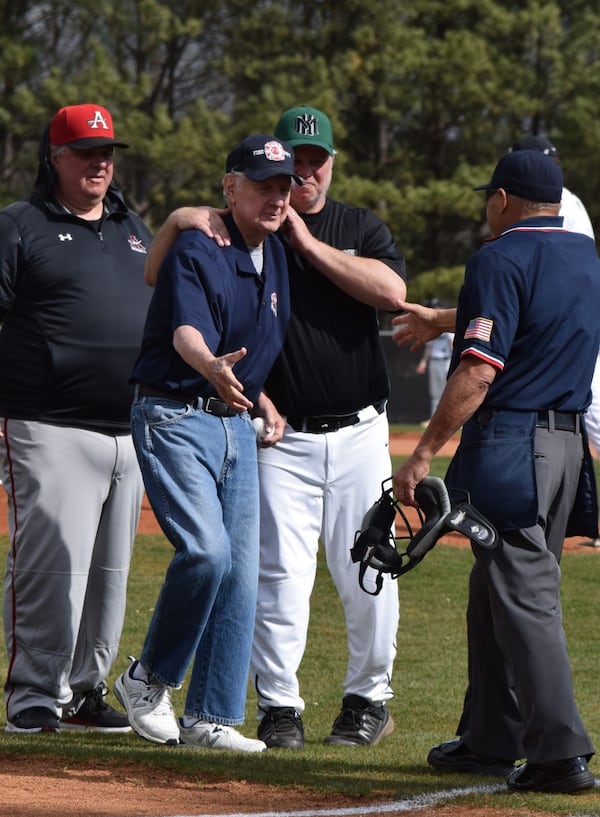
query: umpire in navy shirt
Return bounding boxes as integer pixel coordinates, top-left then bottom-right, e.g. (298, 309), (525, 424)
(394, 149), (600, 793)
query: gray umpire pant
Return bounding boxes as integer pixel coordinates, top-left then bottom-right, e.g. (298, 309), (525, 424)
(459, 424), (594, 764)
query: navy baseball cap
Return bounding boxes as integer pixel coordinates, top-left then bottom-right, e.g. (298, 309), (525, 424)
(473, 150), (562, 203)
(509, 135), (559, 158)
(226, 134), (303, 185)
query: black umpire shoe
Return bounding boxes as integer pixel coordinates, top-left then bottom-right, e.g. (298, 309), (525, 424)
(507, 756), (595, 793)
(60, 682), (131, 733)
(5, 707), (60, 733)
(427, 738), (515, 777)
(258, 706), (304, 749)
(323, 694), (394, 746)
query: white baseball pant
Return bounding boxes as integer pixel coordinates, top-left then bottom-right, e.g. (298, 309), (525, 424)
(251, 405), (399, 715)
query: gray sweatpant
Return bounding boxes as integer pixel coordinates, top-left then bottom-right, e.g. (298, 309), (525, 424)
(1, 419), (143, 720)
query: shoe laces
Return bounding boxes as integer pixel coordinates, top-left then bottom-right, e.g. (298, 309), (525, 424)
(65, 682), (108, 718)
(212, 723), (232, 735)
(87, 682), (110, 708)
(144, 676), (174, 715)
(270, 708), (303, 734)
(335, 706), (365, 731)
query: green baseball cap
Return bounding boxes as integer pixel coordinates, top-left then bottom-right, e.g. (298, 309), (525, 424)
(274, 106), (335, 155)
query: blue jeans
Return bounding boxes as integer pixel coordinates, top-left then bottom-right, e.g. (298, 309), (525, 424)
(131, 396), (259, 725)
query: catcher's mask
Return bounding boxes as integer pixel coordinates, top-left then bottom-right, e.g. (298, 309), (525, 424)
(350, 476), (498, 595)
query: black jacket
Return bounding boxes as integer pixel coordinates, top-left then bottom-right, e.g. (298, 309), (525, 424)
(0, 180), (153, 433)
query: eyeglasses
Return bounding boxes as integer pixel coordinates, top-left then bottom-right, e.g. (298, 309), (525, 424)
(485, 189), (498, 201)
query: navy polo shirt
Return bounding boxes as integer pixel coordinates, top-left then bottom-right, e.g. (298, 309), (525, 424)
(450, 216), (600, 412)
(131, 213), (290, 403)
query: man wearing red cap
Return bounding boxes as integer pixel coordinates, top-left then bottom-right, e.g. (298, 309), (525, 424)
(0, 103), (153, 734)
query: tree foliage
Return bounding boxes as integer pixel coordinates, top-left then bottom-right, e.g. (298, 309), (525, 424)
(2, 0), (600, 303)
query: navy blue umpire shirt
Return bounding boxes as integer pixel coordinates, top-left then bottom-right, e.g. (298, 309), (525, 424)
(131, 213), (291, 402)
(445, 214), (600, 532)
(449, 216), (600, 411)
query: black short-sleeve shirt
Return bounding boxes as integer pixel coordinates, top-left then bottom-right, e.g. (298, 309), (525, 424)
(264, 197), (406, 416)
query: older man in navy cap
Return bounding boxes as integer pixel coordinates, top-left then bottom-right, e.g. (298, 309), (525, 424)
(141, 108), (407, 751)
(394, 149), (600, 792)
(115, 134), (298, 753)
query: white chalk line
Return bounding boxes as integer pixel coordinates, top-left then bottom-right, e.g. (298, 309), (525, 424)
(149, 782), (504, 817)
(149, 776), (600, 817)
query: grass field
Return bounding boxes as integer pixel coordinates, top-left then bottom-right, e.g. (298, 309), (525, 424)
(1, 454), (600, 815)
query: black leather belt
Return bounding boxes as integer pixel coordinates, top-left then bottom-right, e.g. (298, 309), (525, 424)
(476, 407), (581, 433)
(136, 384), (241, 417)
(287, 401), (386, 434)
(536, 409), (580, 433)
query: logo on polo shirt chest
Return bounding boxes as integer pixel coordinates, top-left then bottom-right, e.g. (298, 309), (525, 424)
(128, 235), (148, 254)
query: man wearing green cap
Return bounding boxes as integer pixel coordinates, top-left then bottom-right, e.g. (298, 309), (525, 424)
(145, 106), (407, 749)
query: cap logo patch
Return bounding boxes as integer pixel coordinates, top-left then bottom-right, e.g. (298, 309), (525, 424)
(87, 110), (110, 131)
(262, 141), (287, 162)
(294, 114), (319, 137)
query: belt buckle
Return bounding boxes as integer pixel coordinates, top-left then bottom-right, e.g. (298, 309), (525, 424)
(203, 396), (238, 417)
(316, 418), (339, 433)
(204, 396), (219, 415)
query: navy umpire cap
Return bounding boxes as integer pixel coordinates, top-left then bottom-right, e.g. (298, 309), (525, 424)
(509, 135), (559, 157)
(473, 150), (562, 203)
(226, 134), (303, 186)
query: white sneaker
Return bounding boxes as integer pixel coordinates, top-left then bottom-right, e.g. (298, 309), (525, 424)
(114, 657), (180, 745)
(179, 719), (267, 752)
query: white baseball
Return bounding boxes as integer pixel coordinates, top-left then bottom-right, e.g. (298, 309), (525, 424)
(252, 417), (265, 439)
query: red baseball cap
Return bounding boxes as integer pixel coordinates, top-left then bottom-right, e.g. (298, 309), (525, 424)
(48, 104), (129, 149)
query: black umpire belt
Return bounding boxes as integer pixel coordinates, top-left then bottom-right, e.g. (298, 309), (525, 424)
(536, 409), (581, 433)
(136, 384), (241, 417)
(287, 400), (386, 434)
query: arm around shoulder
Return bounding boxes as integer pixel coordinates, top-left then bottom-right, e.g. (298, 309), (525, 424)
(145, 207), (231, 286)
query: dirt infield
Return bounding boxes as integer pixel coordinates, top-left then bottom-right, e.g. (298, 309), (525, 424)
(1, 751), (563, 817)
(0, 431), (596, 816)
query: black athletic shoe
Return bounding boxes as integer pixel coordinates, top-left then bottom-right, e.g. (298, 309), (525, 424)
(427, 738), (515, 777)
(258, 706), (304, 749)
(507, 756), (595, 793)
(5, 706), (60, 733)
(61, 682), (131, 733)
(323, 694), (394, 746)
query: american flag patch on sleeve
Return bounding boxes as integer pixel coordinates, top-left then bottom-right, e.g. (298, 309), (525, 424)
(464, 317), (493, 342)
